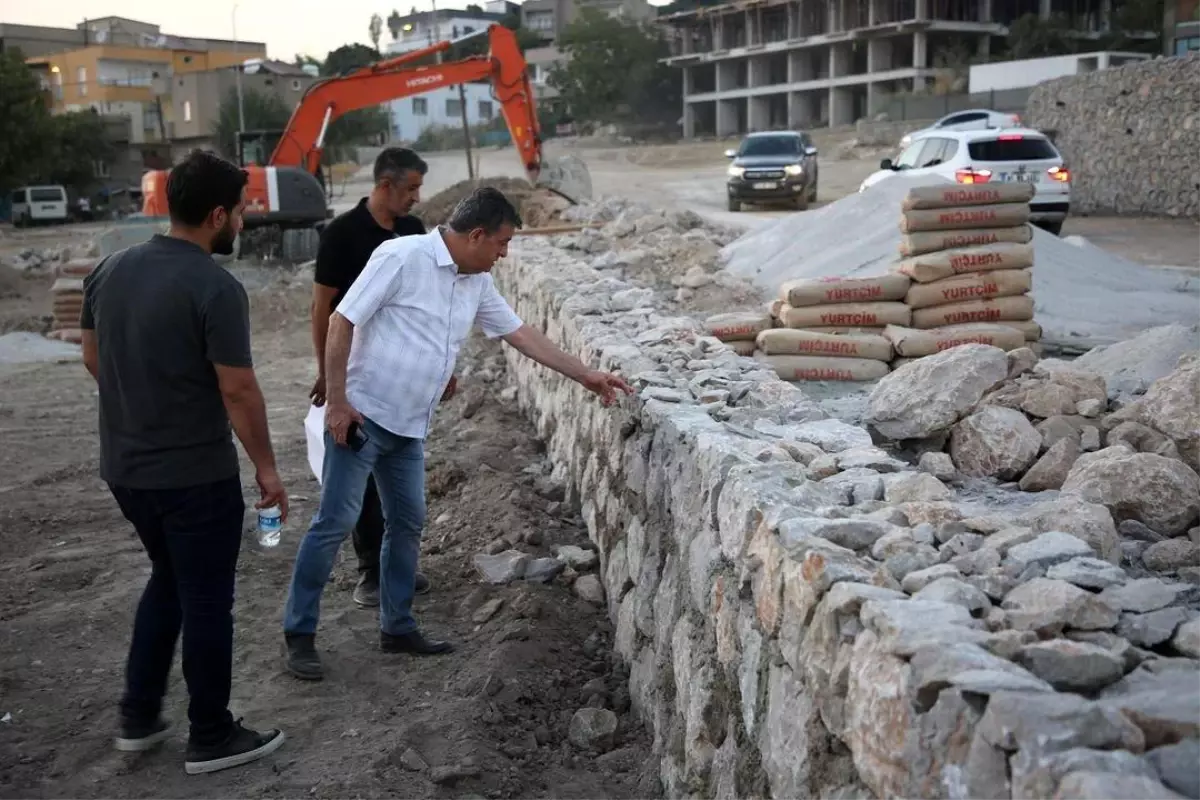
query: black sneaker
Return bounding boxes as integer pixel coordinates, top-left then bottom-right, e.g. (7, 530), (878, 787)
(184, 719), (285, 775)
(284, 633), (324, 681)
(380, 629), (455, 656)
(114, 717), (172, 752)
(353, 573), (380, 607)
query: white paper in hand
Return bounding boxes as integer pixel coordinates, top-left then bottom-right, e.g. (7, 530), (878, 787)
(305, 404), (325, 484)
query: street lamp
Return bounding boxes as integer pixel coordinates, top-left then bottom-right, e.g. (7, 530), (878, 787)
(232, 1), (245, 135)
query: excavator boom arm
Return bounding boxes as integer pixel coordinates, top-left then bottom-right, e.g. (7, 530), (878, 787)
(268, 24), (544, 182)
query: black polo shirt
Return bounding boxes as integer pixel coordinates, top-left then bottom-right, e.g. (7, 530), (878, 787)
(80, 235), (253, 489)
(314, 198), (425, 307)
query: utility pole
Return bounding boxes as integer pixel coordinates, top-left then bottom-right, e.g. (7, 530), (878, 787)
(431, 0), (475, 180)
(233, 1), (245, 136)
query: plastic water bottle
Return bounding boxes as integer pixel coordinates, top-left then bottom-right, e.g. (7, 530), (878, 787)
(257, 506), (282, 548)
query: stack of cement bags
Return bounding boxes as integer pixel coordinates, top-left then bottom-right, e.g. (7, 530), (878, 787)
(47, 258), (96, 344)
(885, 183), (1041, 365)
(752, 274), (913, 381)
(702, 310), (773, 356)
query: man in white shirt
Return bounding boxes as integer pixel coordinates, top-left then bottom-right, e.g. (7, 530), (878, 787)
(282, 187), (632, 680)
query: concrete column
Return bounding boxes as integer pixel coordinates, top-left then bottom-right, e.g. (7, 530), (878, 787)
(867, 82), (890, 116)
(748, 95), (769, 131)
(869, 0), (878, 26)
(787, 3), (797, 38)
(745, 10), (754, 45)
(827, 0), (838, 33)
(1100, 0), (1112, 31)
(913, 31), (927, 69)
(915, 0), (927, 21)
(979, 0), (992, 23)
(867, 37), (893, 72)
(829, 86), (853, 126)
(1039, 0), (1051, 20)
(716, 17), (726, 49)
(716, 99), (738, 136)
(683, 104), (695, 138)
(830, 42), (851, 77)
(683, 66), (693, 96)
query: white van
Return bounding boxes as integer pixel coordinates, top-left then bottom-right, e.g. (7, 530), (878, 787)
(10, 185), (69, 227)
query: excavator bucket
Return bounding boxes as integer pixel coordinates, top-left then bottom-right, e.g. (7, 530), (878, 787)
(534, 154), (593, 205)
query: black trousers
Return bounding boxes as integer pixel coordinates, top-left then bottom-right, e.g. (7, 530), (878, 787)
(351, 474), (385, 578)
(110, 476), (243, 746)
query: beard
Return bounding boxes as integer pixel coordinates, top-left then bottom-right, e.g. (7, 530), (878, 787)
(211, 221), (237, 256)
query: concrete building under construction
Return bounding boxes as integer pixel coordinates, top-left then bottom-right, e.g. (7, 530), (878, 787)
(657, 0), (1150, 136)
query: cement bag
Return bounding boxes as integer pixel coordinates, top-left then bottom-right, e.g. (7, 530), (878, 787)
(726, 339), (757, 356)
(891, 357), (919, 370)
(779, 274), (911, 307)
(755, 354), (891, 382)
(911, 294), (1035, 329)
(900, 202), (1032, 233)
(998, 319), (1043, 341)
(305, 404), (325, 484)
(780, 302), (911, 329)
(898, 225), (1033, 258)
(768, 299), (785, 319)
(705, 311), (773, 342)
(794, 326), (888, 335)
(901, 183), (1036, 211)
(904, 269), (1032, 309)
(883, 323), (1027, 357)
(894, 242), (1035, 283)
(757, 328), (894, 361)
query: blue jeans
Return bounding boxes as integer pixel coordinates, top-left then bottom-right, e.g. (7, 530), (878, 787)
(110, 477), (244, 746)
(282, 417), (426, 637)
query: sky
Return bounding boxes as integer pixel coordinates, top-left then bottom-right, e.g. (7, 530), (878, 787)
(6, 0), (668, 63)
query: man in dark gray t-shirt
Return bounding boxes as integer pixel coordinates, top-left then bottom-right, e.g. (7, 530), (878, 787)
(80, 150), (286, 776)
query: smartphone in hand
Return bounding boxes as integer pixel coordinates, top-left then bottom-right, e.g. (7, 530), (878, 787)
(346, 421), (369, 453)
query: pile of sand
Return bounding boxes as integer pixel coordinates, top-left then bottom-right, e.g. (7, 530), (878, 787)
(413, 177), (535, 228)
(722, 173), (1200, 350)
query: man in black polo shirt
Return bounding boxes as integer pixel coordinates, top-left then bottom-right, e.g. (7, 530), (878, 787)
(81, 150), (286, 774)
(309, 147), (446, 607)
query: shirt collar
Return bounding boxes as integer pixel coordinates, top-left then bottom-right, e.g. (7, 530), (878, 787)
(432, 227), (458, 273)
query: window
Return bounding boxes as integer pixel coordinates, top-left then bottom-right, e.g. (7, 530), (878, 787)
(77, 66), (88, 96)
(31, 188), (64, 202)
(413, 97), (428, 115)
(937, 111), (985, 127)
(478, 100), (493, 119)
(291, 79), (302, 90)
(183, 100), (192, 122)
(737, 135), (801, 157)
(967, 136), (1059, 161)
(93, 160), (111, 178)
(893, 139), (927, 169)
(916, 138), (952, 167)
(446, 97), (462, 116)
(527, 11), (554, 30)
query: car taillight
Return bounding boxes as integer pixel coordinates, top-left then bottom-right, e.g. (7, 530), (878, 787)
(1048, 165), (1070, 183)
(955, 168), (993, 184)
(997, 134), (1024, 141)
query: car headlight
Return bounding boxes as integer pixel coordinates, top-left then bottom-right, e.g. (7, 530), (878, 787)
(784, 164), (803, 176)
(727, 165), (744, 178)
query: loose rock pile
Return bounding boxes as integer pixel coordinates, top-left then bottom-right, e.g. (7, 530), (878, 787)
(490, 197), (1200, 800)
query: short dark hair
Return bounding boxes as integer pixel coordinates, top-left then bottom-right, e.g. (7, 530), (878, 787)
(447, 187), (523, 235)
(166, 150), (248, 227)
(374, 147), (428, 183)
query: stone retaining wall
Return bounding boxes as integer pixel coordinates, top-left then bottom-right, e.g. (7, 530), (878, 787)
(494, 229), (1199, 800)
(1026, 52), (1200, 219)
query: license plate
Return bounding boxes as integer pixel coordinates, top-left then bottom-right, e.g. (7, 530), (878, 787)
(40, 205), (56, 211)
(753, 182), (777, 190)
(1001, 172), (1039, 184)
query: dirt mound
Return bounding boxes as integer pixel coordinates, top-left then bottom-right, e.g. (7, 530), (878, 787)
(414, 177), (536, 228)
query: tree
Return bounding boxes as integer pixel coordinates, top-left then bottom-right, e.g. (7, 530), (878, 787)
(0, 48), (52, 192)
(0, 49), (117, 193)
(1004, 13), (1079, 59)
(212, 87), (291, 160)
(387, 10), (404, 40)
(369, 13), (384, 51)
(318, 46), (390, 161)
(549, 9), (680, 130)
(323, 43), (381, 76)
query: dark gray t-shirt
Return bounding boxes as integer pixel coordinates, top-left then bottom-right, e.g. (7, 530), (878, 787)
(80, 234), (253, 490)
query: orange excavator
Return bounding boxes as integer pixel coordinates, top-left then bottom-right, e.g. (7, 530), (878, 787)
(140, 23), (591, 228)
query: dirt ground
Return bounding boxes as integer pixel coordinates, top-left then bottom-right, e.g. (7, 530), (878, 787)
(1, 135), (1197, 798)
(0, 267), (660, 798)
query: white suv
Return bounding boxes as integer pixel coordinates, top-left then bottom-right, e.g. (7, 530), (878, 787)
(859, 127), (1071, 235)
(897, 109), (1023, 150)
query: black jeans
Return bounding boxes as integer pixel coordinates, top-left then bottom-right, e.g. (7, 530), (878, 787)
(351, 474), (384, 579)
(110, 476), (244, 746)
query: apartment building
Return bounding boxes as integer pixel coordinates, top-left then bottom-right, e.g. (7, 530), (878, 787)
(384, 8), (507, 54)
(522, 0), (655, 45)
(388, 83), (501, 141)
(24, 16), (265, 147)
(658, 0), (1149, 137)
(1165, 0), (1200, 54)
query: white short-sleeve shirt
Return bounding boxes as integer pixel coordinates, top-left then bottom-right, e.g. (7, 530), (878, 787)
(335, 228), (523, 439)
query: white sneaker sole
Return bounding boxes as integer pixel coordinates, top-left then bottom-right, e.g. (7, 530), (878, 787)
(114, 725), (173, 752)
(184, 730), (286, 775)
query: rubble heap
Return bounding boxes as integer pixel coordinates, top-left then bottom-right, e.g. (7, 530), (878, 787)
(489, 199), (1200, 800)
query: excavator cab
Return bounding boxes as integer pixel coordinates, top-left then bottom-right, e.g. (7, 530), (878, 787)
(236, 130), (284, 168)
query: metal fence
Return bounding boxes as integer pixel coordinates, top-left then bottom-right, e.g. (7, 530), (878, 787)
(881, 87), (1033, 121)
